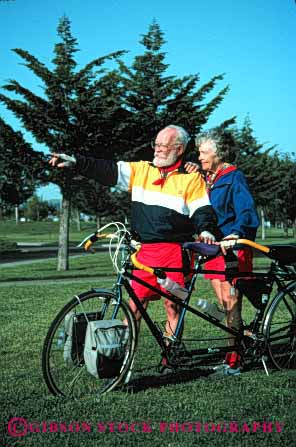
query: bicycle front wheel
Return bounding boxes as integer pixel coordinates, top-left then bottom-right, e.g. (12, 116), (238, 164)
(263, 281), (296, 370)
(42, 289), (137, 398)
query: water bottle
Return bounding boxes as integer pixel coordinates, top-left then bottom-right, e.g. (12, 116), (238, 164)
(157, 277), (188, 300)
(57, 328), (65, 348)
(196, 298), (226, 321)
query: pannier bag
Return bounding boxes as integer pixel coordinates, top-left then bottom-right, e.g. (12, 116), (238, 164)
(63, 311), (101, 366)
(84, 320), (129, 379)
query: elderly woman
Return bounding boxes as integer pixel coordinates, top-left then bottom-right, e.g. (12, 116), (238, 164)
(187, 129), (259, 374)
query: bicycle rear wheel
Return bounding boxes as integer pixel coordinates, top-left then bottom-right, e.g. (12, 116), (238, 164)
(42, 289), (137, 398)
(263, 281), (296, 370)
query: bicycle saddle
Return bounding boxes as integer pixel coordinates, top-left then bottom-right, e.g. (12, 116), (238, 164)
(266, 245), (296, 265)
(183, 242), (220, 257)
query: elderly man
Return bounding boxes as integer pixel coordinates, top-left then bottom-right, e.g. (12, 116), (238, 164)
(49, 125), (219, 339)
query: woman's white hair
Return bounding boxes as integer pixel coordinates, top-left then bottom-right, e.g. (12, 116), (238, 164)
(195, 128), (232, 162)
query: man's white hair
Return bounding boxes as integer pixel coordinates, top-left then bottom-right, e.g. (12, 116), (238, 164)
(165, 125), (190, 152)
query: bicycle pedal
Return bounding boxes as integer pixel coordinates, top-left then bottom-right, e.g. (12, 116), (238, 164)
(159, 359), (175, 374)
(163, 331), (177, 342)
(160, 365), (174, 375)
(244, 329), (255, 338)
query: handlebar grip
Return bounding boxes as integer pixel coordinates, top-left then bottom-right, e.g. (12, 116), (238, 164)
(237, 239), (270, 254)
(84, 233), (99, 251)
(130, 245), (154, 275)
(84, 240), (93, 251)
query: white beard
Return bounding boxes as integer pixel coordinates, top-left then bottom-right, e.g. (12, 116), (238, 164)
(153, 151), (179, 167)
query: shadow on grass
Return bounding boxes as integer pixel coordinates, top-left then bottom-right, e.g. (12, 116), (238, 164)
(121, 354), (271, 394)
(123, 366), (214, 394)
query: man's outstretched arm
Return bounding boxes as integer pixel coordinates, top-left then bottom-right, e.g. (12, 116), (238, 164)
(49, 153), (118, 186)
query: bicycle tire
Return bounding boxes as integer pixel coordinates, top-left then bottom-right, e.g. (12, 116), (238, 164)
(263, 281), (296, 370)
(42, 289), (137, 398)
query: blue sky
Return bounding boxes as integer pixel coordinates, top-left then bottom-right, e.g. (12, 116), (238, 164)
(0, 0), (295, 199)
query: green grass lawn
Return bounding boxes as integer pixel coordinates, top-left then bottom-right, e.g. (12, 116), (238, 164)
(0, 252), (115, 282)
(0, 248), (282, 283)
(0, 220), (96, 244)
(0, 222), (294, 283)
(0, 220), (295, 245)
(1, 255), (296, 446)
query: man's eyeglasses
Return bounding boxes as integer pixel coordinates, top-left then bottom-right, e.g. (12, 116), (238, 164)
(151, 141), (182, 150)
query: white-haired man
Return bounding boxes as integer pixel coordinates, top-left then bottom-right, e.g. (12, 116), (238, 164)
(50, 125), (220, 342)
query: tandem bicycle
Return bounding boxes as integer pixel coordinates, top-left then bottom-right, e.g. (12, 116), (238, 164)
(42, 222), (296, 398)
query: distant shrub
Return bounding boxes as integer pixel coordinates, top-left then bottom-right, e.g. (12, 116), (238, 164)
(0, 240), (17, 252)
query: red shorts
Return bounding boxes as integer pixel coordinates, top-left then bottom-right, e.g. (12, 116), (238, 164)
(131, 243), (185, 300)
(204, 248), (253, 281)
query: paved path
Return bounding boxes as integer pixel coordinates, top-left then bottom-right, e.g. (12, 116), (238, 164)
(0, 244), (111, 266)
(0, 277), (106, 287)
(0, 252), (114, 287)
(0, 254), (85, 268)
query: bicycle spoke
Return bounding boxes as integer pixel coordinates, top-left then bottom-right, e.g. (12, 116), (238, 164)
(264, 282), (296, 370)
(42, 291), (137, 398)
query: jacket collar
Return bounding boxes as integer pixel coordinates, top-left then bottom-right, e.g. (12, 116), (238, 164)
(206, 164), (237, 192)
(152, 158), (183, 187)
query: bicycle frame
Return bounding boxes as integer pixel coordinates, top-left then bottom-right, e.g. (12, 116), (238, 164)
(108, 257), (267, 363)
(42, 225), (296, 398)
(81, 224), (295, 368)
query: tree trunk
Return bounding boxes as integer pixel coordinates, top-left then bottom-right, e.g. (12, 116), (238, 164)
(96, 214), (101, 229)
(75, 208), (81, 232)
(260, 208), (265, 240)
(284, 222), (289, 238)
(57, 195), (71, 271)
(15, 205), (19, 225)
(293, 219), (296, 239)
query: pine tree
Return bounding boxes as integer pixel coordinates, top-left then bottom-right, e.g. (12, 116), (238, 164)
(0, 16), (126, 269)
(232, 117), (283, 239)
(75, 182), (130, 224)
(275, 154), (296, 237)
(0, 117), (44, 212)
(120, 20), (229, 161)
(234, 117), (282, 201)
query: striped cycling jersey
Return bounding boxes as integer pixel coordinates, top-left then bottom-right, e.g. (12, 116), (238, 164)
(76, 156), (219, 242)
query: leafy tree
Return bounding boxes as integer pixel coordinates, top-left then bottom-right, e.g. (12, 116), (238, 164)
(119, 20), (230, 161)
(273, 154), (296, 237)
(24, 195), (54, 221)
(0, 18), (232, 267)
(75, 182), (130, 225)
(232, 118), (283, 239)
(233, 118), (279, 200)
(0, 16), (127, 269)
(0, 117), (44, 214)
